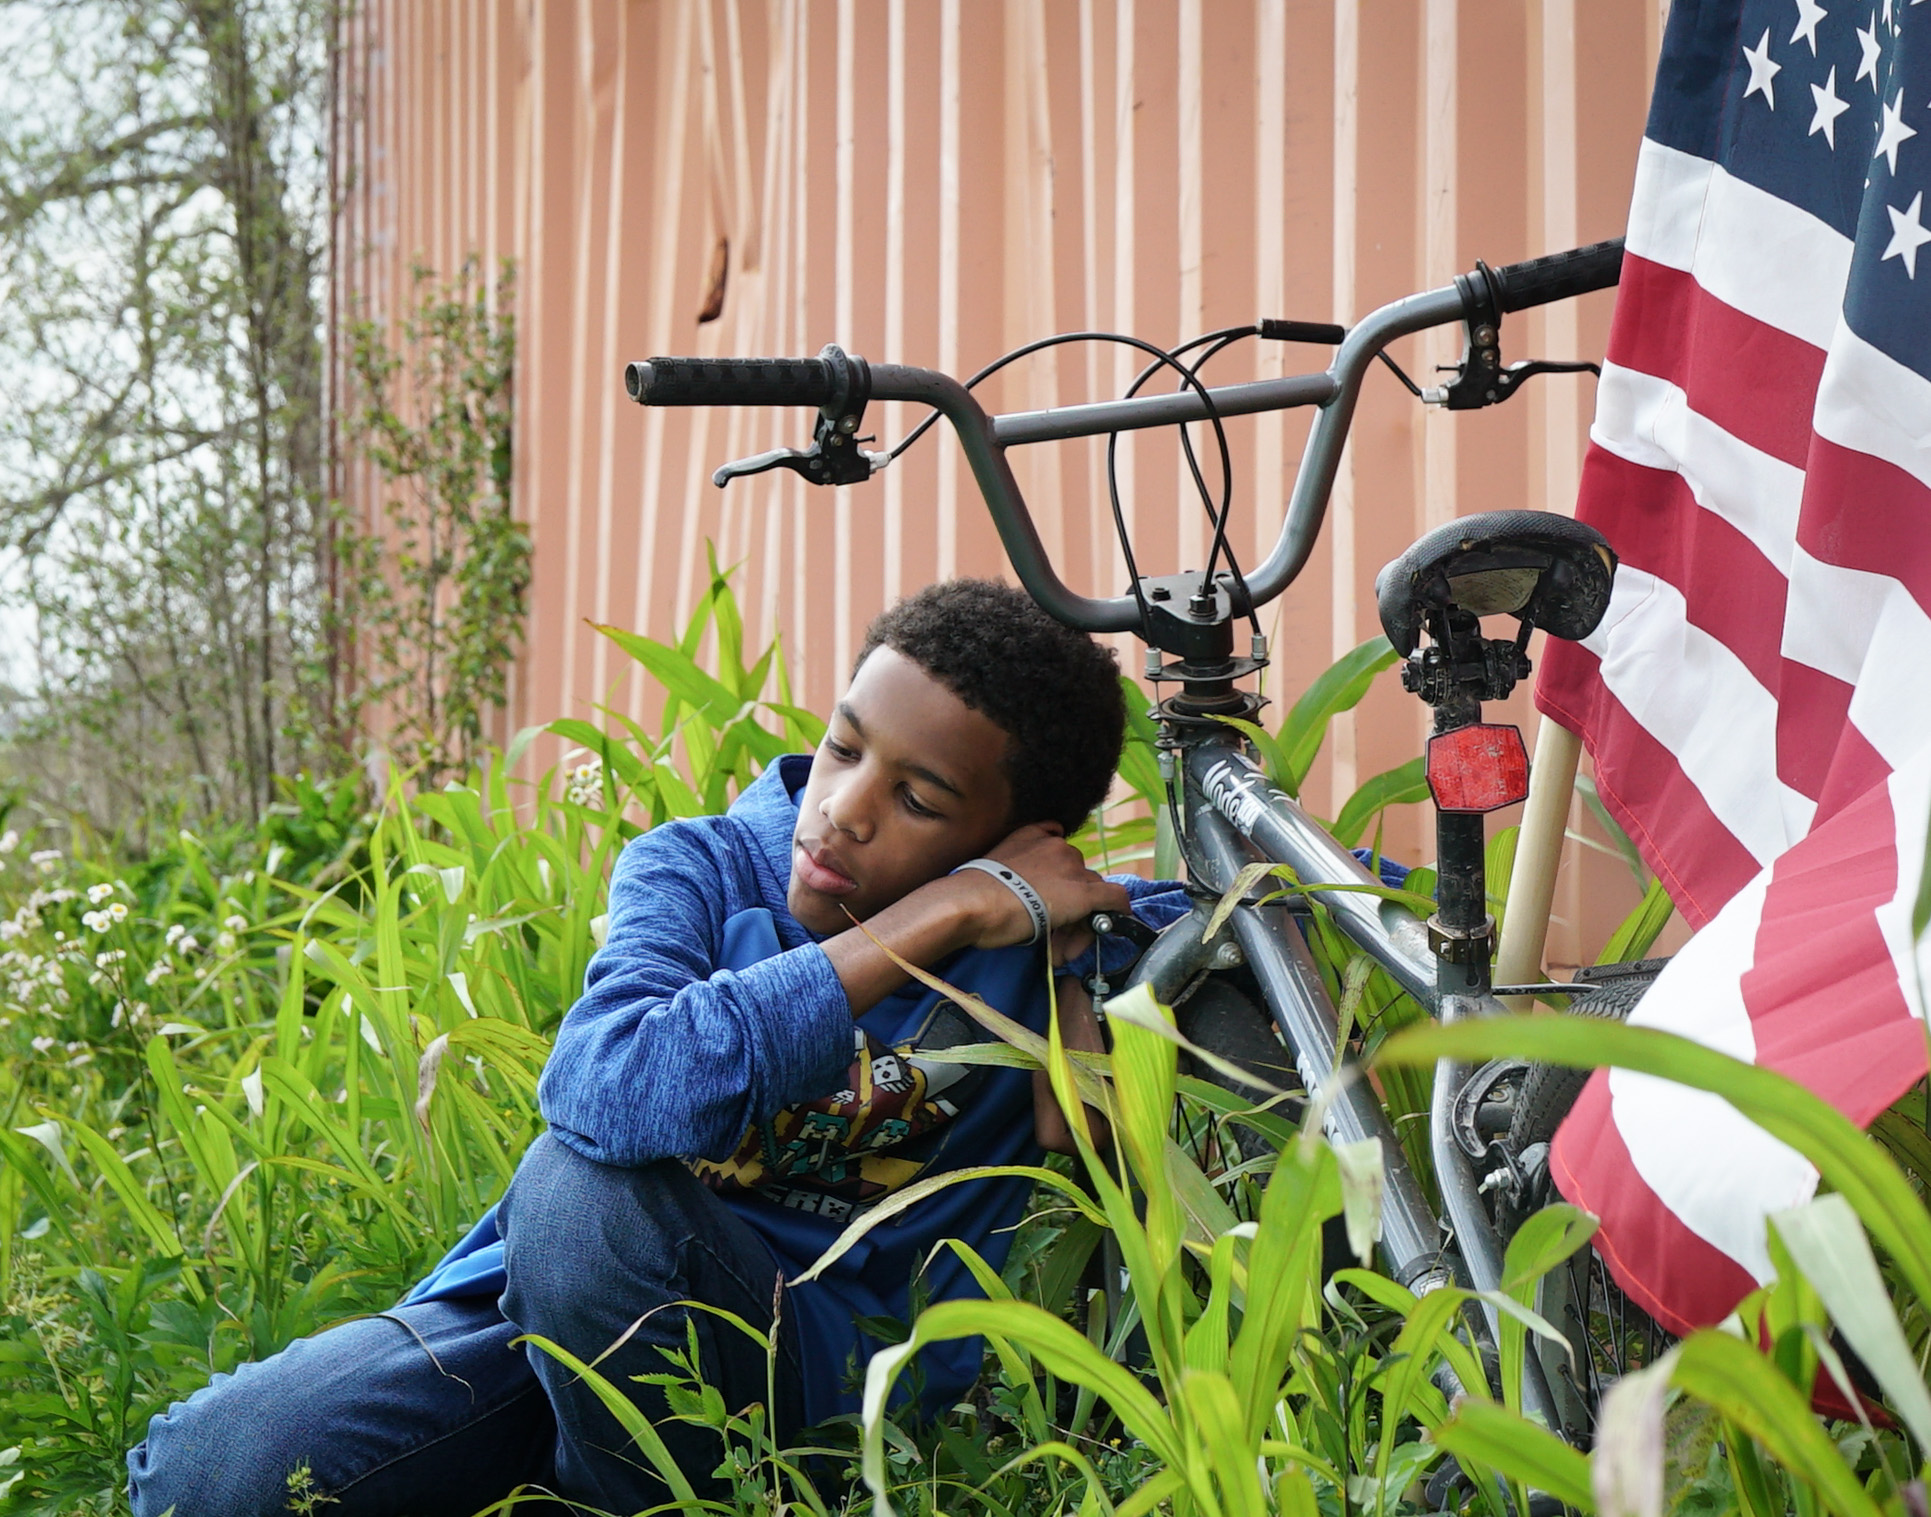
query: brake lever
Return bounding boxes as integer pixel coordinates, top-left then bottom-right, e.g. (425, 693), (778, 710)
(712, 446), (816, 486)
(1499, 357), (1602, 388)
(1422, 355), (1601, 411)
(710, 424), (890, 487)
(1417, 257), (1603, 411)
(711, 342), (888, 488)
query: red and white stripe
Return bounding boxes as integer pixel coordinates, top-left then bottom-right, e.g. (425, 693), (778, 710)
(1537, 137), (1931, 1333)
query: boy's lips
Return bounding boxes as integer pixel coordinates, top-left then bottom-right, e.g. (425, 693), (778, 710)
(793, 839), (858, 896)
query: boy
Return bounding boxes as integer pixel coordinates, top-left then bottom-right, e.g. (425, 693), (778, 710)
(128, 580), (1183, 1516)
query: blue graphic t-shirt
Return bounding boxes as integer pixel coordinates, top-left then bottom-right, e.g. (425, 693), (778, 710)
(406, 755), (1187, 1423)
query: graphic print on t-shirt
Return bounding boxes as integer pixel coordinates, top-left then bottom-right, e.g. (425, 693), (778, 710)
(690, 1000), (989, 1220)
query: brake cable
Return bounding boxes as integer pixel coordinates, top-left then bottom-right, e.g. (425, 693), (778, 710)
(1110, 326), (1263, 638)
(879, 329), (1245, 642)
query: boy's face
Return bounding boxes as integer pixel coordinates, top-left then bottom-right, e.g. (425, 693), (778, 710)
(788, 646), (1016, 934)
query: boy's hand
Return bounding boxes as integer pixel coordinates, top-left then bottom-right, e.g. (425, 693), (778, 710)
(971, 823), (1131, 963)
(819, 823), (1130, 1017)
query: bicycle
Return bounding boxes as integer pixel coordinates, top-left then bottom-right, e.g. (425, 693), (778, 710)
(620, 236), (1660, 1447)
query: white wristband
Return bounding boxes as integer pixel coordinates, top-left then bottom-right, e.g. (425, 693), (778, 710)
(952, 858), (1050, 946)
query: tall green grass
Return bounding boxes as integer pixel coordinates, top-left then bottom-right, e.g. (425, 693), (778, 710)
(0, 558), (814, 1513)
(1378, 1014), (1931, 1514)
(4, 557), (1897, 1517)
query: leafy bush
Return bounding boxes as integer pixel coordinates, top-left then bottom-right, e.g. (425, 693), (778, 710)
(340, 258), (529, 785)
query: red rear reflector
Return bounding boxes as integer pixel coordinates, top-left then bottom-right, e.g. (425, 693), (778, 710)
(1426, 724), (1530, 813)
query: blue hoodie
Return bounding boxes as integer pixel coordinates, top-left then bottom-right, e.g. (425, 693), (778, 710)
(407, 755), (1187, 1423)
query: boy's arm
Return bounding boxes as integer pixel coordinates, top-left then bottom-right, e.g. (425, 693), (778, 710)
(817, 823), (1131, 1015)
(542, 821), (1130, 1168)
(1034, 977), (1110, 1155)
(539, 827), (854, 1168)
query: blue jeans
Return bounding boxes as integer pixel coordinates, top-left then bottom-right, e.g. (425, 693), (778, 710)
(126, 1135), (806, 1516)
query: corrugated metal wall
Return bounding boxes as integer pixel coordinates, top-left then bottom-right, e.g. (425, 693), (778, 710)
(332, 0), (1669, 966)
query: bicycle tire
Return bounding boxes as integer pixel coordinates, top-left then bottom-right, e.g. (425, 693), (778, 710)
(1506, 959), (1668, 1153)
(1093, 976), (1299, 1370)
(1175, 976), (1301, 1169)
(1502, 957), (1673, 1441)
(1172, 977), (1359, 1280)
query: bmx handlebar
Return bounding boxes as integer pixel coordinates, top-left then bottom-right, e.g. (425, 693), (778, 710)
(623, 239), (1622, 635)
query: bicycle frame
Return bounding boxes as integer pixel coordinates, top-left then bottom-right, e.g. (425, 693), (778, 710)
(626, 241), (1626, 1439)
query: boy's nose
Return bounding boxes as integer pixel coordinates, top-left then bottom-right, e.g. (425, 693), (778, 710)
(820, 783), (875, 843)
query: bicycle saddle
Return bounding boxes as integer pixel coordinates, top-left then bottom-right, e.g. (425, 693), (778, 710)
(1375, 509), (1617, 656)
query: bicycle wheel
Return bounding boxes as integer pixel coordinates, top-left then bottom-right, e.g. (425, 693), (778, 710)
(1503, 958), (1674, 1438)
(1175, 974), (1301, 1172)
(1171, 976), (1362, 1281)
(1092, 976), (1301, 1367)
(1507, 957), (1669, 1153)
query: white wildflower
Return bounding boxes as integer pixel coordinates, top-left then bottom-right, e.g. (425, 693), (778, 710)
(0, 921), (19, 941)
(177, 934), (198, 955)
(222, 914), (246, 933)
(29, 849), (60, 875)
(144, 957), (173, 986)
(565, 758), (605, 807)
(107, 902), (128, 922)
(165, 923), (186, 947)
(86, 883), (115, 905)
(0, 829), (17, 853)
(214, 931), (236, 954)
(30, 1035), (53, 1052)
(82, 911), (109, 933)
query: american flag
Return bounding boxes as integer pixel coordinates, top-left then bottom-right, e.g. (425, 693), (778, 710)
(1536, 0), (1931, 1334)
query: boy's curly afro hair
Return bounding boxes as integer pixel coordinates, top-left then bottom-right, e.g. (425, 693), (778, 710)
(858, 579), (1125, 833)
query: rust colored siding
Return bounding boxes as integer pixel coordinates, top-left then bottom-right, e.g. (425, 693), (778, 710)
(333, 0), (1671, 967)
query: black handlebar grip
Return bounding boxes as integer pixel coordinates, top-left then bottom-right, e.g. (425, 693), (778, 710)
(1488, 239), (1624, 314)
(1259, 318), (1348, 345)
(625, 356), (836, 406)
